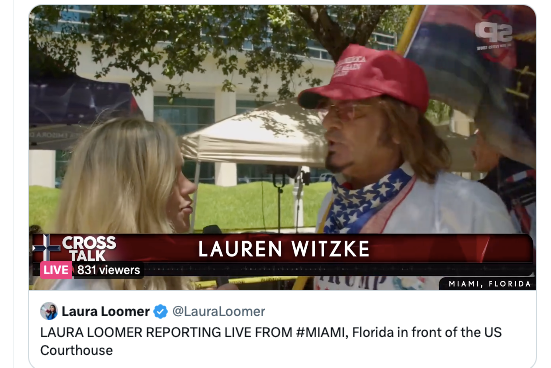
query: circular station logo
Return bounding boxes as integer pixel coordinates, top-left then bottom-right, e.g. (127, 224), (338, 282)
(474, 10), (513, 63)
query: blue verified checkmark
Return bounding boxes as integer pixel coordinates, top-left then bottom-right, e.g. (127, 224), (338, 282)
(153, 304), (168, 319)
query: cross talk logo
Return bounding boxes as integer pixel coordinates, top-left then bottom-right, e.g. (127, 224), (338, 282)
(32, 234), (61, 261)
(32, 235), (117, 261)
(474, 10), (513, 63)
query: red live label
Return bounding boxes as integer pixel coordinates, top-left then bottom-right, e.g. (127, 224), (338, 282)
(40, 261), (73, 279)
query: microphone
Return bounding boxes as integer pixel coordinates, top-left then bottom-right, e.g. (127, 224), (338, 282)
(202, 225), (230, 287)
(203, 225), (222, 234)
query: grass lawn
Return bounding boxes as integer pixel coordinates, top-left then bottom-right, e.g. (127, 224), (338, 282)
(29, 182), (331, 232)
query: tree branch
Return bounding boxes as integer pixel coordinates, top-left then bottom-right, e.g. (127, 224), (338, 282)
(292, 6), (321, 41)
(353, 6), (390, 46)
(313, 6), (334, 33)
(292, 5), (349, 62)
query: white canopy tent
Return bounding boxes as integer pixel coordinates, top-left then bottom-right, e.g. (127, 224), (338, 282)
(180, 98), (476, 232)
(181, 99), (327, 168)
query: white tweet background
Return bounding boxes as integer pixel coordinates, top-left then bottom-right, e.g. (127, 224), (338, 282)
(7, 0), (549, 367)
(30, 291), (535, 368)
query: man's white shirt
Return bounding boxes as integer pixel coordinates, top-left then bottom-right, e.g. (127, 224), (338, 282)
(315, 171), (517, 290)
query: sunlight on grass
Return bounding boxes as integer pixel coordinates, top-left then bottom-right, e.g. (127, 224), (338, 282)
(29, 182), (331, 232)
(29, 186), (61, 232)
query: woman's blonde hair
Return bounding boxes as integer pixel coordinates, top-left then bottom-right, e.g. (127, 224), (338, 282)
(34, 117), (196, 290)
(377, 96), (452, 184)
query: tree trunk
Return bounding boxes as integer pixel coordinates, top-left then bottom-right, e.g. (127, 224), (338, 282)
(292, 5), (390, 62)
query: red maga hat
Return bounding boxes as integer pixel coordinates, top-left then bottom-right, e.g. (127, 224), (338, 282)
(298, 44), (430, 113)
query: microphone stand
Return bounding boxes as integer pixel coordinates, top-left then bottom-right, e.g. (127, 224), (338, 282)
(294, 170), (310, 233)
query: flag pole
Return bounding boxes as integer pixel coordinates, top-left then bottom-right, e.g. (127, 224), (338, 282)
(395, 5), (426, 56)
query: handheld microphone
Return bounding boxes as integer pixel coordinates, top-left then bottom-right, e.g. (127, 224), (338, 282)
(202, 225), (222, 234)
(202, 225), (230, 286)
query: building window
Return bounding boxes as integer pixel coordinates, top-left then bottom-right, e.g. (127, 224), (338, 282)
(309, 167), (332, 182)
(182, 161), (215, 184)
(154, 96), (214, 135)
(236, 99), (269, 115)
(154, 97), (216, 183)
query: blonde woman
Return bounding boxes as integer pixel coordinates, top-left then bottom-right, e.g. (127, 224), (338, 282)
(34, 117), (234, 290)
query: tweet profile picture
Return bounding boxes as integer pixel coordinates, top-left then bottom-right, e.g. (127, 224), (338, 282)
(41, 302), (58, 321)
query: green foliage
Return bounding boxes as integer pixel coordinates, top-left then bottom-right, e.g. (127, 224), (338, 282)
(30, 5), (412, 102)
(30, 6), (85, 78)
(426, 100), (453, 125)
(372, 5), (413, 45)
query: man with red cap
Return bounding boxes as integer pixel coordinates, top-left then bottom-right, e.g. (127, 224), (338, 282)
(298, 45), (516, 290)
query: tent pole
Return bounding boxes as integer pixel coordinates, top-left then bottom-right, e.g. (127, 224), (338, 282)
(294, 176), (304, 233)
(190, 161), (201, 234)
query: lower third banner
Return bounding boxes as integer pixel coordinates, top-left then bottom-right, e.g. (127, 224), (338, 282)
(30, 234), (534, 276)
(32, 234), (533, 263)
